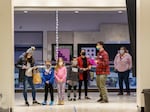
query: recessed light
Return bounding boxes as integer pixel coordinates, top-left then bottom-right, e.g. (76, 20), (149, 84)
(74, 11), (79, 14)
(24, 11), (28, 14)
(118, 10), (123, 14)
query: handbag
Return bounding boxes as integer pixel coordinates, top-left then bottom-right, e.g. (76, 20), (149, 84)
(32, 68), (42, 84)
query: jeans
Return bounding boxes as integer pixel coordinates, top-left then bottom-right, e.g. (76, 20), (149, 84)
(23, 76), (36, 102)
(118, 70), (130, 93)
(44, 83), (54, 102)
(57, 82), (66, 101)
(96, 75), (108, 101)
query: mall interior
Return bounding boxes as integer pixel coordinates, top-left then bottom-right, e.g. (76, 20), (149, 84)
(0, 0), (150, 112)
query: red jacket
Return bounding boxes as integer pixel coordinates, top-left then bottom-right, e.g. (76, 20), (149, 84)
(96, 50), (110, 75)
(77, 56), (91, 80)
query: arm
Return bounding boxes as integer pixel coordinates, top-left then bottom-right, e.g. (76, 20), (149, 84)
(15, 58), (23, 69)
(42, 71), (46, 83)
(114, 55), (118, 69)
(54, 70), (61, 81)
(62, 67), (67, 81)
(128, 54), (132, 70)
(49, 69), (55, 84)
(102, 52), (109, 67)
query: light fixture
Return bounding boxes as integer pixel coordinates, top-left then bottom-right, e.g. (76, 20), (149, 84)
(118, 10), (123, 14)
(74, 10), (79, 14)
(24, 11), (28, 14)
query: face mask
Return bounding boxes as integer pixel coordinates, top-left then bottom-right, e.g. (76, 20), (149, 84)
(81, 52), (86, 56)
(72, 61), (78, 65)
(59, 62), (63, 66)
(96, 46), (100, 50)
(120, 50), (125, 54)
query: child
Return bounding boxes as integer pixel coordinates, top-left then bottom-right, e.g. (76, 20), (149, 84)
(42, 60), (54, 105)
(67, 57), (79, 101)
(55, 57), (67, 105)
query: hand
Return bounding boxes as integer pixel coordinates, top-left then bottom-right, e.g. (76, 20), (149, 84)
(22, 65), (27, 69)
(67, 80), (70, 83)
(46, 81), (49, 84)
(80, 68), (83, 70)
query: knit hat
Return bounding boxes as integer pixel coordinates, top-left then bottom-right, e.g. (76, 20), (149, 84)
(26, 46), (36, 54)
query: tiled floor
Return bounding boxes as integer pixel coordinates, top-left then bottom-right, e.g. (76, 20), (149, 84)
(14, 92), (138, 112)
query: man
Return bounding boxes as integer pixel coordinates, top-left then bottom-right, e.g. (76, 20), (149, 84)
(77, 49), (91, 100)
(96, 41), (110, 103)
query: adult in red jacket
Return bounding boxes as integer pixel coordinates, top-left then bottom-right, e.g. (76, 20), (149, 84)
(77, 49), (91, 100)
(96, 41), (110, 103)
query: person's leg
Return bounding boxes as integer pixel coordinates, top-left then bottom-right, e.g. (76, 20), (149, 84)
(83, 72), (88, 97)
(118, 72), (124, 94)
(96, 75), (102, 101)
(67, 84), (72, 100)
(78, 80), (82, 99)
(99, 75), (108, 102)
(124, 70), (130, 94)
(60, 83), (66, 105)
(44, 83), (49, 103)
(73, 85), (77, 101)
(57, 83), (61, 103)
(49, 83), (54, 105)
(28, 77), (36, 101)
(23, 76), (28, 104)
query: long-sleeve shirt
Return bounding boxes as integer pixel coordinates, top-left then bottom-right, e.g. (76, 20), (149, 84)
(96, 50), (110, 75)
(55, 66), (67, 83)
(114, 53), (132, 72)
(42, 68), (55, 84)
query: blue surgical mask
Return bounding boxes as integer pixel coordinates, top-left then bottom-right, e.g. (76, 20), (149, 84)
(96, 46), (100, 50)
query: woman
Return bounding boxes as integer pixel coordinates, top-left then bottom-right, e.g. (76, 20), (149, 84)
(114, 47), (132, 95)
(16, 52), (40, 106)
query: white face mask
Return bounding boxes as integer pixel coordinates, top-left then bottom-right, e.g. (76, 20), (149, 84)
(120, 50), (125, 54)
(59, 62), (63, 66)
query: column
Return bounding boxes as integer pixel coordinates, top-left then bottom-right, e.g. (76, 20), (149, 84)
(137, 0), (150, 110)
(0, 0), (14, 112)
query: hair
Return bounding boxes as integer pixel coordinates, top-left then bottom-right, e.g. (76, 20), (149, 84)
(45, 59), (51, 63)
(80, 49), (85, 53)
(55, 57), (65, 72)
(24, 53), (34, 65)
(120, 46), (128, 53)
(97, 41), (104, 46)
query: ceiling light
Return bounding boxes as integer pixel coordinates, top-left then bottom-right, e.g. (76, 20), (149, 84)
(118, 10), (123, 14)
(74, 11), (79, 14)
(24, 11), (28, 14)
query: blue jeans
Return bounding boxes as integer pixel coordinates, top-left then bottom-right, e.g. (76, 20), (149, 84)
(23, 76), (36, 101)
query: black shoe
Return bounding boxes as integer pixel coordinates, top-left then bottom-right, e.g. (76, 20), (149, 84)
(78, 97), (81, 100)
(117, 92), (123, 95)
(73, 98), (76, 101)
(33, 100), (41, 105)
(85, 96), (91, 100)
(97, 98), (103, 102)
(68, 98), (72, 101)
(100, 100), (109, 103)
(25, 101), (30, 106)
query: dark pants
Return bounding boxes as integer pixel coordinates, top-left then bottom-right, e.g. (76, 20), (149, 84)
(79, 71), (88, 97)
(44, 83), (54, 102)
(118, 70), (130, 93)
(23, 76), (36, 102)
(68, 84), (77, 98)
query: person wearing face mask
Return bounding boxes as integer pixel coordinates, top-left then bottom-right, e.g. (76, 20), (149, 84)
(42, 60), (54, 106)
(77, 49), (91, 100)
(67, 57), (79, 101)
(54, 57), (67, 105)
(114, 47), (132, 95)
(96, 41), (110, 103)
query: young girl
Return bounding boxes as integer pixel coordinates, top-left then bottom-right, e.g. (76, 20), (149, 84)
(55, 57), (67, 105)
(42, 60), (54, 105)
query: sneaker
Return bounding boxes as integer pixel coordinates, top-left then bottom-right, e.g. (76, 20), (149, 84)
(100, 100), (109, 103)
(42, 101), (47, 105)
(68, 98), (72, 101)
(73, 98), (76, 101)
(25, 101), (30, 106)
(78, 97), (81, 100)
(85, 96), (91, 100)
(97, 98), (103, 102)
(49, 101), (54, 105)
(33, 100), (41, 105)
(117, 92), (123, 95)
